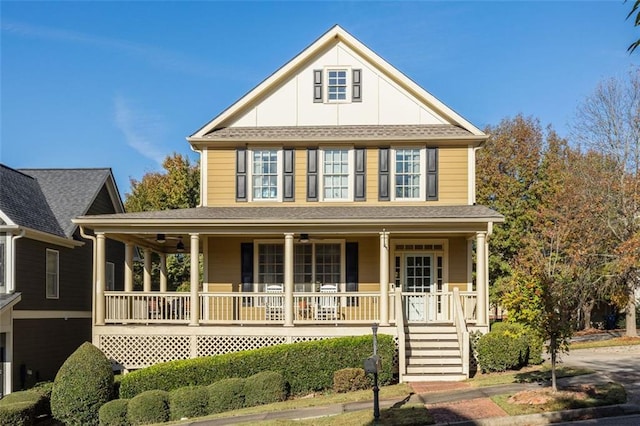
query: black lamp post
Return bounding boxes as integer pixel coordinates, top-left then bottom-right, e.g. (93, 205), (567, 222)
(372, 323), (380, 420)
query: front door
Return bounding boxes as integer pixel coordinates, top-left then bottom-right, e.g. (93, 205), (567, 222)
(403, 254), (433, 322)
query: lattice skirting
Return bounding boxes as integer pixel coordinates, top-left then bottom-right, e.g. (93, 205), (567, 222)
(99, 334), (335, 370)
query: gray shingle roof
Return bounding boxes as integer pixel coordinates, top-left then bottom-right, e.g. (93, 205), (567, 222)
(203, 124), (476, 141)
(1, 165), (117, 238)
(77, 204), (503, 222)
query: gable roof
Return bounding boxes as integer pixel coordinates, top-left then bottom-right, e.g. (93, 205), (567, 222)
(189, 25), (484, 141)
(0, 165), (124, 239)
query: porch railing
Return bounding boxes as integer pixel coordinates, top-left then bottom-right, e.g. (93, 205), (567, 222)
(104, 291), (391, 325)
(403, 291), (477, 323)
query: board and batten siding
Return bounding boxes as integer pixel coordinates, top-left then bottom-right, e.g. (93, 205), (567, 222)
(205, 147), (469, 206)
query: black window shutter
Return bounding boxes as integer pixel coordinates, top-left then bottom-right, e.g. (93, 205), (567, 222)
(240, 242), (253, 294)
(352, 69), (362, 102)
(313, 70), (323, 103)
(426, 147), (438, 201)
(307, 148), (318, 201)
(346, 242), (359, 306)
(283, 148), (295, 201)
(378, 147), (390, 201)
(355, 147), (366, 201)
(236, 149), (247, 202)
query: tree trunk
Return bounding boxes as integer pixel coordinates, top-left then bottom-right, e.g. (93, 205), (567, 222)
(582, 300), (594, 330)
(550, 338), (557, 392)
(627, 296), (638, 337)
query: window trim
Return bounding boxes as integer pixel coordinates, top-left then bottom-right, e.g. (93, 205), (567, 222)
(326, 68), (350, 103)
(46, 249), (59, 299)
(248, 148), (283, 202)
(319, 147), (354, 202)
(390, 147), (427, 201)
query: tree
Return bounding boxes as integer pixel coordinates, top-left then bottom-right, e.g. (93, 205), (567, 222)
(627, 0), (640, 53)
(125, 152), (199, 212)
(571, 68), (640, 336)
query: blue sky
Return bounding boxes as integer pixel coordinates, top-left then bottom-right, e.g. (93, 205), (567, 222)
(1, 1), (638, 196)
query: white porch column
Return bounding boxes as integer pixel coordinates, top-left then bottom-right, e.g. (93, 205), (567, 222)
(143, 248), (152, 292)
(284, 233), (294, 327)
(189, 234), (200, 326)
(379, 231), (390, 326)
(124, 243), (134, 292)
(96, 232), (106, 326)
(476, 232), (487, 326)
(159, 253), (167, 293)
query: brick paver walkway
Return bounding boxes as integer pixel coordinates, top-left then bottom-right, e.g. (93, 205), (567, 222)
(425, 397), (509, 423)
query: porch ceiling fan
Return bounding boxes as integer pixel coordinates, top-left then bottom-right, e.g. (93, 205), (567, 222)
(145, 234), (185, 252)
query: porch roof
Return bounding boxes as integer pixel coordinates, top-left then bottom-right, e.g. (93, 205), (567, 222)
(74, 205), (503, 232)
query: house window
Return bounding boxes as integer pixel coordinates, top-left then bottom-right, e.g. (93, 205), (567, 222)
(315, 244), (341, 284)
(251, 150), (279, 200)
(257, 244), (284, 286)
(327, 69), (347, 101)
(394, 148), (423, 199)
(321, 149), (351, 200)
(106, 262), (115, 291)
(46, 249), (59, 299)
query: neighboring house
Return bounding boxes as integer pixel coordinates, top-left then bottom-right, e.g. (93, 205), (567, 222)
(0, 165), (124, 395)
(74, 25), (503, 382)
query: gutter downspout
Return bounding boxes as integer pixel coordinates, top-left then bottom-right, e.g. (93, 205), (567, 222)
(8, 229), (26, 293)
(79, 227), (97, 327)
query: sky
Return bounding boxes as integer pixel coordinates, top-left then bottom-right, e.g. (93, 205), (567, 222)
(1, 1), (639, 197)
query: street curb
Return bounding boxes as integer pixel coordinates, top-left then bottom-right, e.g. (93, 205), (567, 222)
(447, 403), (640, 426)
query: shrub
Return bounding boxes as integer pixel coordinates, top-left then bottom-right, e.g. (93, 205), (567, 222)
(98, 399), (130, 426)
(31, 381), (53, 416)
(119, 334), (396, 398)
(127, 390), (169, 425)
(477, 324), (530, 372)
(333, 367), (371, 393)
(50, 342), (114, 426)
(492, 322), (544, 365)
(0, 390), (42, 426)
(169, 385), (209, 420)
(207, 378), (246, 414)
(243, 371), (288, 407)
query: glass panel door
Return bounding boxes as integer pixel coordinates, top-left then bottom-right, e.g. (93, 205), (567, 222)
(404, 254), (433, 321)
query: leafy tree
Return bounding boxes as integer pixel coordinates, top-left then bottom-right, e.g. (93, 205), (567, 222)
(627, 0), (640, 53)
(571, 68), (640, 336)
(125, 152), (199, 212)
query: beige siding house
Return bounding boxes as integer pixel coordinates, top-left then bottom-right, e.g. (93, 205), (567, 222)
(74, 25), (502, 382)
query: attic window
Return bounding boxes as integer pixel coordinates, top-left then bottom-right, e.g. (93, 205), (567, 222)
(327, 69), (347, 101)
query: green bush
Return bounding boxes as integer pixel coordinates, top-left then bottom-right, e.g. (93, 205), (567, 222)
(333, 367), (371, 393)
(492, 322), (544, 364)
(477, 324), (530, 372)
(0, 390), (42, 426)
(31, 381), (53, 416)
(50, 342), (114, 426)
(98, 399), (130, 426)
(169, 385), (209, 420)
(127, 390), (169, 425)
(243, 371), (288, 407)
(207, 378), (246, 414)
(119, 334), (396, 398)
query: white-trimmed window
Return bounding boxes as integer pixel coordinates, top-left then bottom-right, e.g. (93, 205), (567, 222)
(257, 243), (284, 286)
(392, 148), (426, 200)
(46, 249), (59, 299)
(327, 69), (348, 101)
(321, 148), (352, 201)
(106, 262), (115, 291)
(251, 149), (281, 201)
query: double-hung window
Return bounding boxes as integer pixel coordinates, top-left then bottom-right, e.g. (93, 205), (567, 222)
(251, 149), (280, 201)
(327, 69), (347, 101)
(46, 249), (59, 299)
(321, 148), (352, 200)
(394, 148), (424, 200)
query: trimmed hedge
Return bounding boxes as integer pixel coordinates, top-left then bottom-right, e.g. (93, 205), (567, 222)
(98, 399), (130, 426)
(0, 389), (43, 426)
(243, 371), (288, 407)
(127, 390), (170, 425)
(120, 334), (395, 398)
(207, 378), (246, 414)
(477, 322), (542, 372)
(333, 367), (371, 393)
(50, 342), (114, 426)
(169, 385), (209, 420)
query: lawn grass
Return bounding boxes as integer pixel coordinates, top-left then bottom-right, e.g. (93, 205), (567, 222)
(468, 364), (594, 388)
(570, 336), (640, 350)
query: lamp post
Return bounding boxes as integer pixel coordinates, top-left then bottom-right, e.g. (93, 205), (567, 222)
(372, 323), (380, 420)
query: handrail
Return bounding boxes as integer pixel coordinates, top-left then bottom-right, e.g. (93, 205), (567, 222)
(452, 288), (470, 377)
(394, 286), (407, 381)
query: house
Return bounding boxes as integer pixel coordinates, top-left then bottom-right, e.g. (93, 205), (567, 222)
(73, 25), (503, 382)
(0, 166), (125, 395)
